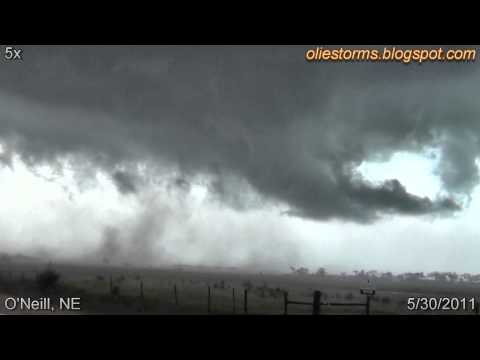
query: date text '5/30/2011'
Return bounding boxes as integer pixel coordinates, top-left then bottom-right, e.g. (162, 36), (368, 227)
(407, 297), (478, 312)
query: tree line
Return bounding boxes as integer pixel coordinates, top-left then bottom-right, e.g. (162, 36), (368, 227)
(288, 266), (480, 283)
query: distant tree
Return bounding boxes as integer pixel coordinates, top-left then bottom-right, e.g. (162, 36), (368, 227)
(403, 272), (423, 281)
(36, 268), (60, 291)
(447, 272), (458, 282)
(437, 272), (448, 282)
(381, 272), (393, 279)
(428, 272), (448, 282)
(293, 267), (309, 276)
(316, 267), (326, 277)
(300, 267), (310, 275)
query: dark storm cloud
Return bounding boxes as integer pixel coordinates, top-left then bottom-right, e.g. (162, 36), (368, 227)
(347, 179), (460, 219)
(0, 45), (478, 222)
(112, 170), (137, 194)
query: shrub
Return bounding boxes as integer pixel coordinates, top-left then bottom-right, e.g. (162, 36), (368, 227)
(36, 269), (60, 291)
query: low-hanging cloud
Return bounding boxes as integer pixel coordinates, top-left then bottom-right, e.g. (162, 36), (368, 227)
(111, 170), (138, 194)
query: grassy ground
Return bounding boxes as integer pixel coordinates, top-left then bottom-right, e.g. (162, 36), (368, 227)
(1, 261), (479, 315)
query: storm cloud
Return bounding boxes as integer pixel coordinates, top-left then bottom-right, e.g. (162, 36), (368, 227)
(0, 45), (478, 223)
(112, 170), (138, 194)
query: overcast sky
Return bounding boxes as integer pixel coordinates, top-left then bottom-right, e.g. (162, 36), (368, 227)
(0, 45), (479, 275)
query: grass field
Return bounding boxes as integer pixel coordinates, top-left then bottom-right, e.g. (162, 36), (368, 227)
(1, 260), (479, 315)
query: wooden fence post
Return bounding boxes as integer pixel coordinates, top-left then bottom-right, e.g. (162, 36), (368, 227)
(174, 284), (179, 306)
(284, 291), (288, 315)
(207, 286), (211, 313)
(312, 291), (321, 315)
(244, 289), (248, 314)
(139, 280), (145, 312)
